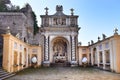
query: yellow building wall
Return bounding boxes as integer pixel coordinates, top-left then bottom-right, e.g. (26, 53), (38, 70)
(114, 35), (120, 73)
(78, 46), (89, 66)
(2, 34), (42, 73)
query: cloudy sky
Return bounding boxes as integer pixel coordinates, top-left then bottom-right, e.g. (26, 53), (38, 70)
(10, 0), (120, 45)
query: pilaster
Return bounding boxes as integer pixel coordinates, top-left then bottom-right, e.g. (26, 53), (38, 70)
(43, 35), (50, 67)
(71, 36), (77, 66)
(103, 50), (106, 69)
(91, 48), (94, 66)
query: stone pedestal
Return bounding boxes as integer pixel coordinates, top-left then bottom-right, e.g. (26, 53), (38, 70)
(70, 61), (78, 67)
(43, 61), (50, 67)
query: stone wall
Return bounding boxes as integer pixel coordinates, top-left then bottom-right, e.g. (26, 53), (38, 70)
(0, 12), (27, 38)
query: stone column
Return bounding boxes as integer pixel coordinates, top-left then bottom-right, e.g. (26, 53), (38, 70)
(43, 35), (50, 67)
(103, 50), (106, 69)
(97, 51), (100, 67)
(71, 36), (77, 66)
(91, 48), (94, 66)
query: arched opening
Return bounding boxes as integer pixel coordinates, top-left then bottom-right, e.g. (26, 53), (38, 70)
(93, 48), (97, 66)
(52, 37), (68, 63)
(24, 48), (27, 67)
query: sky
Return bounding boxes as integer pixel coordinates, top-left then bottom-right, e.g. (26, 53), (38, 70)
(10, 0), (120, 45)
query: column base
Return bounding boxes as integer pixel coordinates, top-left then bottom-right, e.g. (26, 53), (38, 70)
(70, 61), (78, 67)
(43, 61), (50, 67)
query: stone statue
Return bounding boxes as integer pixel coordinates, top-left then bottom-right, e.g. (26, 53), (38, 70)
(114, 28), (118, 35)
(91, 40), (94, 44)
(16, 32), (20, 39)
(102, 34), (106, 39)
(98, 36), (100, 41)
(6, 26), (10, 34)
(78, 42), (82, 46)
(88, 42), (90, 46)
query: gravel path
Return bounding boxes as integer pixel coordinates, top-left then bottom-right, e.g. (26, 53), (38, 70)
(6, 67), (120, 80)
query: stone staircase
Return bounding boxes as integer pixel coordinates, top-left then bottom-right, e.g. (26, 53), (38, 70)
(0, 67), (15, 80)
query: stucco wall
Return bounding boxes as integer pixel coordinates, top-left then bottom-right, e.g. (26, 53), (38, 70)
(2, 34), (42, 72)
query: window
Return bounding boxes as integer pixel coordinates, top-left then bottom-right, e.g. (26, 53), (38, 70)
(61, 18), (66, 25)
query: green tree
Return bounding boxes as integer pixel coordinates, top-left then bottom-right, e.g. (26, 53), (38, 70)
(0, 0), (11, 11)
(32, 11), (39, 35)
(0, 0), (20, 12)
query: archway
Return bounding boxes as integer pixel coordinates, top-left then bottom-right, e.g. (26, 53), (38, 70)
(52, 37), (68, 63)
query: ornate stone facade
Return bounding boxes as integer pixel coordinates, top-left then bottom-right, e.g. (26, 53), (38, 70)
(39, 5), (80, 66)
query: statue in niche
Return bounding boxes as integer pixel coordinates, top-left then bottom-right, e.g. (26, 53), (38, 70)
(53, 40), (67, 57)
(61, 18), (66, 25)
(58, 18), (61, 25)
(44, 17), (49, 26)
(53, 18), (58, 25)
(70, 18), (75, 26)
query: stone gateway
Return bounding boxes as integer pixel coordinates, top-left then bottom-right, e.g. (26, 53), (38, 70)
(40, 5), (80, 66)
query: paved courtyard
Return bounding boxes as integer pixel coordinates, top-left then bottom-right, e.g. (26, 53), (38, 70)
(7, 67), (120, 80)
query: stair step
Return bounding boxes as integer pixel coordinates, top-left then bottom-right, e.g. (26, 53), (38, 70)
(0, 67), (16, 80)
(0, 72), (8, 75)
(0, 69), (3, 70)
(0, 71), (6, 73)
(0, 73), (13, 78)
(0, 69), (6, 72)
(0, 73), (15, 80)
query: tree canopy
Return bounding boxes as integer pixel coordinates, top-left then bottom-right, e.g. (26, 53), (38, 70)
(0, 0), (11, 11)
(0, 0), (20, 12)
(32, 11), (39, 35)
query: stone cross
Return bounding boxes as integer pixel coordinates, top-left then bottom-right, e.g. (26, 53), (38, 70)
(45, 7), (49, 15)
(70, 8), (74, 16)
